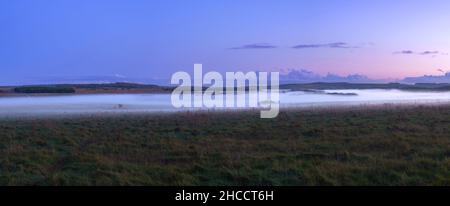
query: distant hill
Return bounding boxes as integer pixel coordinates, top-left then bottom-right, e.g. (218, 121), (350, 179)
(280, 82), (450, 91)
(2, 83), (172, 95)
(2, 82), (450, 96)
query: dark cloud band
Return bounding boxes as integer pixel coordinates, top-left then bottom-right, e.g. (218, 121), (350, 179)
(394, 50), (445, 56)
(229, 43), (277, 50)
(292, 42), (358, 49)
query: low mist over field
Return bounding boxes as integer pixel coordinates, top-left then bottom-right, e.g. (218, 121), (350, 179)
(1, 89), (450, 118)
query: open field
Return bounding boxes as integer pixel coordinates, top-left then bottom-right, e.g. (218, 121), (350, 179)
(1, 105), (450, 185)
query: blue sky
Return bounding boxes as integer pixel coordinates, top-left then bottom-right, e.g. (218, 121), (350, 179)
(1, 0), (450, 84)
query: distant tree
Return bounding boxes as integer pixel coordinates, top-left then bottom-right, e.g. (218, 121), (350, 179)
(14, 86), (76, 93)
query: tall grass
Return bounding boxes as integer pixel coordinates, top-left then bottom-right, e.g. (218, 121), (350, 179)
(1, 105), (450, 185)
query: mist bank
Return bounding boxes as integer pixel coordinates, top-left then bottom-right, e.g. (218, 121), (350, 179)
(1, 89), (450, 118)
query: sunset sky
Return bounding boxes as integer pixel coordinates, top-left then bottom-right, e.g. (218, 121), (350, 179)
(1, 0), (450, 84)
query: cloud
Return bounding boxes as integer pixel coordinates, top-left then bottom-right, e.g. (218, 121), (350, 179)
(114, 74), (126, 78)
(394, 50), (414, 54)
(229, 43), (277, 50)
(419, 51), (439, 55)
(292, 42), (358, 49)
(279, 69), (379, 83)
(394, 50), (446, 56)
(360, 42), (376, 47)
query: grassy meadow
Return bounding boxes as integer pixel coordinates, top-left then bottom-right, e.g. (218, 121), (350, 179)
(1, 105), (450, 185)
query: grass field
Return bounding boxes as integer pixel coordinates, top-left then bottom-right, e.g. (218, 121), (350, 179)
(1, 105), (450, 186)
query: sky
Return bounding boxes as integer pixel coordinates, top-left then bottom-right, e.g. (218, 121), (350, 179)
(1, 0), (450, 85)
